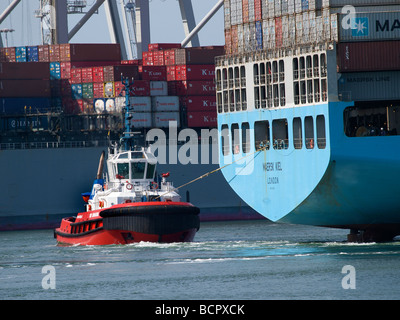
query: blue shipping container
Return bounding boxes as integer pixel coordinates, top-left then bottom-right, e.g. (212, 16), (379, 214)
(27, 46), (39, 62)
(15, 46), (27, 62)
(255, 21), (263, 50)
(71, 84), (82, 99)
(50, 62), (61, 80)
(301, 0), (309, 11)
(0, 97), (52, 115)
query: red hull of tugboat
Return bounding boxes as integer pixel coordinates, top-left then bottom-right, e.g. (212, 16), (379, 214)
(54, 201), (200, 246)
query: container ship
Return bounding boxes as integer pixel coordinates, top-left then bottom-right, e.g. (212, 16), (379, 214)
(216, 0), (400, 241)
(0, 42), (262, 231)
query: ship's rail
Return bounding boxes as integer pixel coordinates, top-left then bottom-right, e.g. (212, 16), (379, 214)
(0, 140), (110, 151)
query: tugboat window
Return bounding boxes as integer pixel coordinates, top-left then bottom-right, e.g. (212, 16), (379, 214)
(117, 163), (129, 179)
(146, 164), (156, 179)
(131, 162), (146, 179)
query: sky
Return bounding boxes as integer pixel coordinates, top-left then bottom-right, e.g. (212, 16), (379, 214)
(0, 0), (225, 53)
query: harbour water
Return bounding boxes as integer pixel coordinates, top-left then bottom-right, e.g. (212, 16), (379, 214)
(1, 220), (400, 301)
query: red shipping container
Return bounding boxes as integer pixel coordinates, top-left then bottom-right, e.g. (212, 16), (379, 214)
(60, 62), (71, 79)
(103, 65), (140, 82)
(66, 60), (120, 68)
(142, 51), (153, 66)
(275, 17), (283, 48)
(164, 49), (176, 65)
(174, 46), (224, 65)
(142, 66), (167, 81)
(92, 67), (104, 82)
(49, 44), (60, 62)
(38, 45), (49, 62)
(114, 81), (125, 97)
(93, 82), (104, 98)
(254, 0), (262, 21)
(59, 43), (121, 62)
(176, 80), (216, 96)
(0, 47), (16, 62)
(148, 43), (181, 51)
(0, 62), (50, 80)
(242, 0), (249, 24)
(129, 80), (150, 96)
(0, 79), (51, 97)
(183, 96), (217, 112)
(187, 111), (217, 128)
(152, 51), (164, 66)
(176, 65), (216, 81)
(166, 65), (176, 81)
(70, 68), (82, 84)
(337, 41), (400, 73)
(81, 67), (93, 83)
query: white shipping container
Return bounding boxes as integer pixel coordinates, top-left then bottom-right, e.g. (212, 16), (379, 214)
(115, 96), (125, 113)
(105, 98), (115, 113)
(296, 14), (303, 44)
(303, 11), (310, 44)
(262, 0), (269, 19)
(268, 0), (275, 18)
(263, 19), (269, 49)
(153, 112), (180, 128)
(150, 81), (168, 96)
(224, 0), (231, 30)
(129, 96), (151, 112)
(237, 24), (244, 53)
(295, 0), (302, 13)
(275, 0), (281, 17)
(282, 0), (288, 15)
(131, 112), (152, 128)
(94, 98), (105, 113)
(249, 0), (255, 22)
(288, 0), (295, 14)
(282, 15), (289, 47)
(288, 14), (296, 46)
(152, 96), (179, 112)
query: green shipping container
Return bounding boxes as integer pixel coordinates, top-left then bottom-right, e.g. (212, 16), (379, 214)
(82, 83), (93, 99)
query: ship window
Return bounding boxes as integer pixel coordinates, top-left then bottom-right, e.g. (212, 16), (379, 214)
(273, 84), (279, 107)
(293, 117), (302, 149)
(229, 90), (235, 112)
(254, 120), (270, 150)
(222, 68), (228, 89)
(307, 80), (313, 103)
(279, 84), (286, 106)
(279, 60), (284, 82)
(321, 79), (327, 102)
(217, 92), (223, 113)
(117, 163), (129, 179)
(240, 66), (246, 87)
(293, 58), (299, 80)
(272, 61), (278, 82)
(241, 89), (247, 110)
(232, 123), (240, 154)
(253, 64), (259, 85)
(242, 122), (250, 154)
(294, 82), (300, 105)
(313, 54), (319, 77)
(131, 162), (145, 179)
(235, 89), (241, 111)
(146, 163), (156, 179)
(314, 79), (320, 102)
(118, 153), (129, 159)
(260, 63), (266, 85)
(221, 124), (230, 156)
(254, 87), (260, 109)
(272, 119), (289, 150)
(266, 62), (272, 83)
(305, 116), (314, 149)
(299, 57), (305, 79)
(131, 152), (144, 159)
(216, 69), (222, 91)
(300, 81), (306, 104)
(316, 115), (326, 149)
(306, 56), (312, 78)
(234, 67), (240, 87)
(228, 67), (234, 88)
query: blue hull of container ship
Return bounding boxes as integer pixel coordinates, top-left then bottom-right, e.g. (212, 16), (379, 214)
(218, 101), (400, 240)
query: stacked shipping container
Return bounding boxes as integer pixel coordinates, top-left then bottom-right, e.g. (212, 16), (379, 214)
(223, 0), (400, 102)
(0, 43), (222, 129)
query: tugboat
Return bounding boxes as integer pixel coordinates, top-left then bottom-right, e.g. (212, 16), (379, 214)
(54, 79), (200, 245)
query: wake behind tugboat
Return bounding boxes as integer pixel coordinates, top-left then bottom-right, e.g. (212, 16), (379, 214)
(54, 78), (200, 246)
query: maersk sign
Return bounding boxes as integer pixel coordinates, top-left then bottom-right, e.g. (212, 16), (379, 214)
(339, 12), (400, 41)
